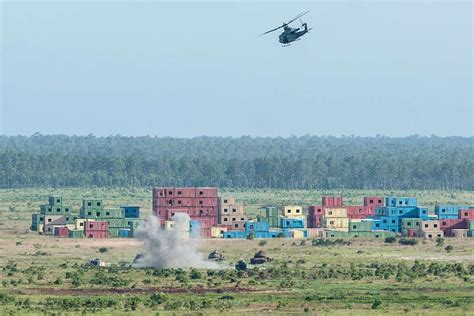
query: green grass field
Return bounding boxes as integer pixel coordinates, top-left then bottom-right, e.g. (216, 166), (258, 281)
(1, 188), (473, 314)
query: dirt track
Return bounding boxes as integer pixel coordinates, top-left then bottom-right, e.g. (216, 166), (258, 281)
(14, 286), (280, 296)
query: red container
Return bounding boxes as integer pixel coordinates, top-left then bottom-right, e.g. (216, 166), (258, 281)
(363, 196), (384, 207)
(440, 219), (467, 230)
(84, 221), (108, 231)
(322, 196), (343, 207)
(192, 216), (218, 228)
(54, 226), (69, 238)
(85, 231), (109, 238)
(165, 208), (191, 220)
(308, 206), (324, 215)
(459, 209), (474, 219)
(195, 188), (218, 198)
(195, 197), (218, 207)
(407, 229), (419, 237)
(307, 206), (324, 228)
(346, 206), (365, 215)
(348, 214), (371, 220)
(196, 207), (218, 217)
(173, 188), (197, 197)
(153, 188), (166, 198)
(200, 228), (212, 238)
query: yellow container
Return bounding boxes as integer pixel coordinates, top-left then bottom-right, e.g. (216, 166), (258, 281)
(211, 226), (228, 238)
(323, 208), (347, 218)
(419, 220), (441, 232)
(220, 196), (236, 207)
(322, 217), (349, 229)
(230, 221), (246, 230)
(66, 224), (75, 231)
(165, 220), (175, 230)
(75, 218), (94, 230)
(283, 206), (304, 217)
(291, 230), (305, 239)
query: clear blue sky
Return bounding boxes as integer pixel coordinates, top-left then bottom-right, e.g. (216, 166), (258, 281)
(1, 1), (472, 137)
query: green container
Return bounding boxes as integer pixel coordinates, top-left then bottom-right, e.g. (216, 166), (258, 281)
(468, 220), (474, 230)
(265, 207), (279, 218)
(104, 218), (129, 228)
(81, 199), (104, 210)
(108, 227), (120, 237)
(126, 219), (142, 230)
(40, 205), (73, 215)
(325, 230), (349, 238)
(68, 230), (84, 238)
(468, 230), (474, 237)
(372, 231), (396, 239)
(401, 218), (421, 229)
(48, 195), (63, 206)
(349, 221), (372, 232)
(80, 208), (124, 219)
(31, 213), (44, 231)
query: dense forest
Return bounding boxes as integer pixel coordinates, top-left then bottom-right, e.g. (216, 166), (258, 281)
(0, 135), (472, 190)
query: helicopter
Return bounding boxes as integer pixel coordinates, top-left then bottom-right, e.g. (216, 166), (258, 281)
(261, 10), (311, 46)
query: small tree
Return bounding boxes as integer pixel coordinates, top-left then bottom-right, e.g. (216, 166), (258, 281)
(445, 245), (454, 253)
(247, 232), (255, 240)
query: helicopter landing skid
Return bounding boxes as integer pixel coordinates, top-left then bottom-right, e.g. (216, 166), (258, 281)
(282, 44), (291, 47)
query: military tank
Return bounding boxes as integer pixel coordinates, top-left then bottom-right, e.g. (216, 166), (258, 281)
(250, 250), (273, 265)
(235, 259), (248, 271)
(208, 250), (225, 261)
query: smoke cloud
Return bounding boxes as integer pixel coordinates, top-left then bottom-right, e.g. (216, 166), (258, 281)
(134, 213), (217, 269)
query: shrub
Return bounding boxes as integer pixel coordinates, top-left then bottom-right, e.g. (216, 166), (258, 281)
(247, 232), (255, 240)
(445, 245), (454, 253)
(372, 298), (382, 309)
(399, 238), (418, 246)
(258, 240), (267, 246)
(384, 236), (396, 243)
(436, 237), (445, 247)
(190, 269), (202, 280)
(98, 247), (108, 253)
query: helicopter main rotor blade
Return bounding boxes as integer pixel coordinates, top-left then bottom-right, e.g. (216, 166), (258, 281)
(260, 24), (286, 36)
(286, 10), (310, 25)
(260, 10), (310, 36)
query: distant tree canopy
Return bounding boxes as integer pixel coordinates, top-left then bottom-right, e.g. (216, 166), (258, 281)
(0, 135), (472, 190)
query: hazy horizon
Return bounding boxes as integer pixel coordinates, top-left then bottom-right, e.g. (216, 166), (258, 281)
(1, 1), (473, 137)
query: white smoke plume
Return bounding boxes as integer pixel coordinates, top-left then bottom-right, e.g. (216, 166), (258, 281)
(134, 213), (217, 269)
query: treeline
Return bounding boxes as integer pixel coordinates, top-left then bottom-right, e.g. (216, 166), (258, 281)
(0, 134), (472, 190)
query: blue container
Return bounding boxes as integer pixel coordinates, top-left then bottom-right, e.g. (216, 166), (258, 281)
(280, 217), (305, 229)
(386, 197), (417, 208)
(435, 205), (472, 217)
(121, 206), (140, 218)
(278, 230), (293, 239)
(118, 228), (131, 238)
(268, 230), (281, 238)
(437, 214), (459, 220)
(189, 220), (201, 238)
(245, 221), (269, 233)
(223, 231), (247, 239)
(363, 219), (382, 231)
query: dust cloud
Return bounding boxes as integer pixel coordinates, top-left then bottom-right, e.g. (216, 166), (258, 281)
(133, 213), (217, 269)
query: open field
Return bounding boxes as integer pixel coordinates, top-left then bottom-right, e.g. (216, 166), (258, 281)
(1, 188), (474, 314)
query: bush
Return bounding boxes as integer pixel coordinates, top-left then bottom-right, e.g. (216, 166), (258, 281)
(258, 240), (267, 246)
(190, 269), (202, 280)
(98, 247), (108, 253)
(384, 236), (396, 243)
(436, 237), (445, 247)
(399, 238), (418, 246)
(372, 298), (382, 309)
(247, 232), (255, 240)
(445, 245), (454, 253)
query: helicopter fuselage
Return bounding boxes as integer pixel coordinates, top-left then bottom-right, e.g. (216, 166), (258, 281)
(278, 23), (308, 44)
